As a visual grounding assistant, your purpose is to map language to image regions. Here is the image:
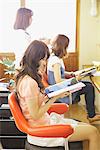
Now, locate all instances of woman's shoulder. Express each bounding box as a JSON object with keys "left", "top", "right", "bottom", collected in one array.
[
  {"left": 23, "top": 75, "right": 38, "bottom": 86},
  {"left": 18, "top": 75, "right": 38, "bottom": 90},
  {"left": 11, "top": 30, "right": 28, "bottom": 53},
  {"left": 18, "top": 75, "right": 38, "bottom": 97},
  {"left": 48, "top": 54, "right": 60, "bottom": 66},
  {"left": 13, "top": 29, "right": 25, "bottom": 37},
  {"left": 49, "top": 53, "right": 60, "bottom": 61}
]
